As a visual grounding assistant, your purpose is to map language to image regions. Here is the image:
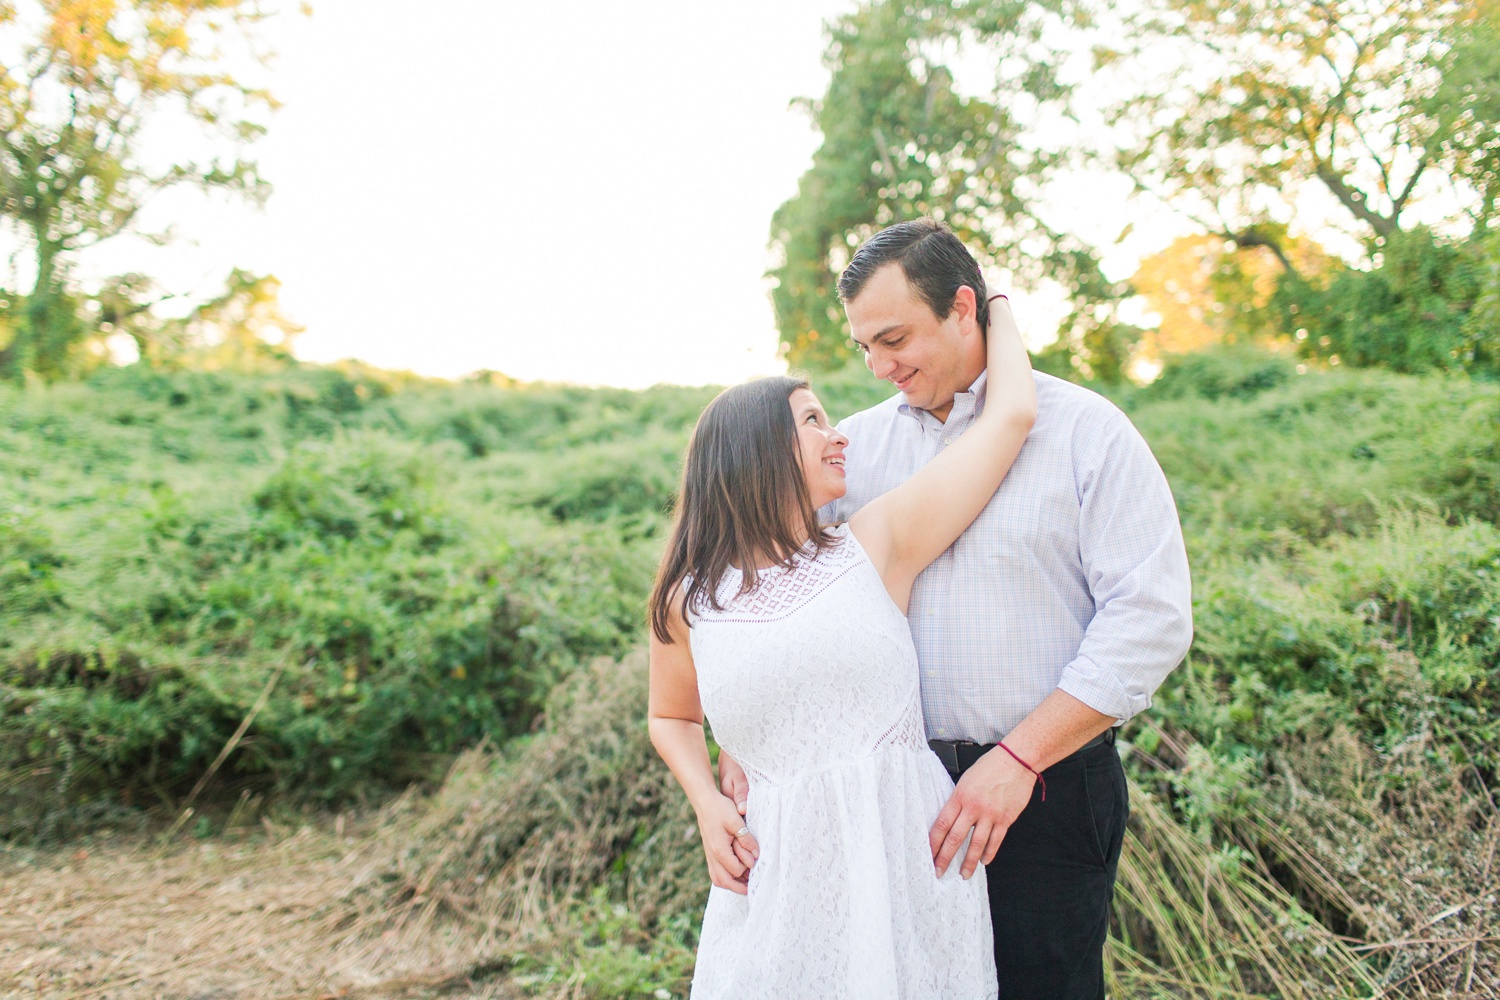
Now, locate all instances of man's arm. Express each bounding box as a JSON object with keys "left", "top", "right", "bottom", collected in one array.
[
  {"left": 1052, "top": 412, "right": 1194, "bottom": 722},
  {"left": 931, "top": 408, "right": 1193, "bottom": 878}
]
